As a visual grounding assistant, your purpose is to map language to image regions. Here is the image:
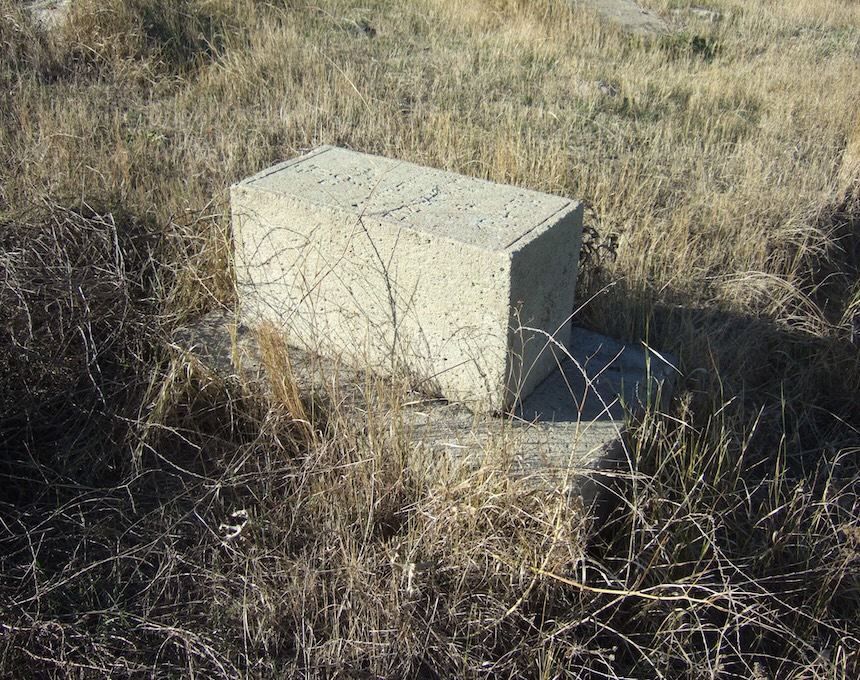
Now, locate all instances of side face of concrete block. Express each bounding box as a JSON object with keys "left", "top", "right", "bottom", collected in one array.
[
  {"left": 507, "top": 208, "right": 582, "bottom": 404},
  {"left": 232, "top": 145, "right": 583, "bottom": 410}
]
